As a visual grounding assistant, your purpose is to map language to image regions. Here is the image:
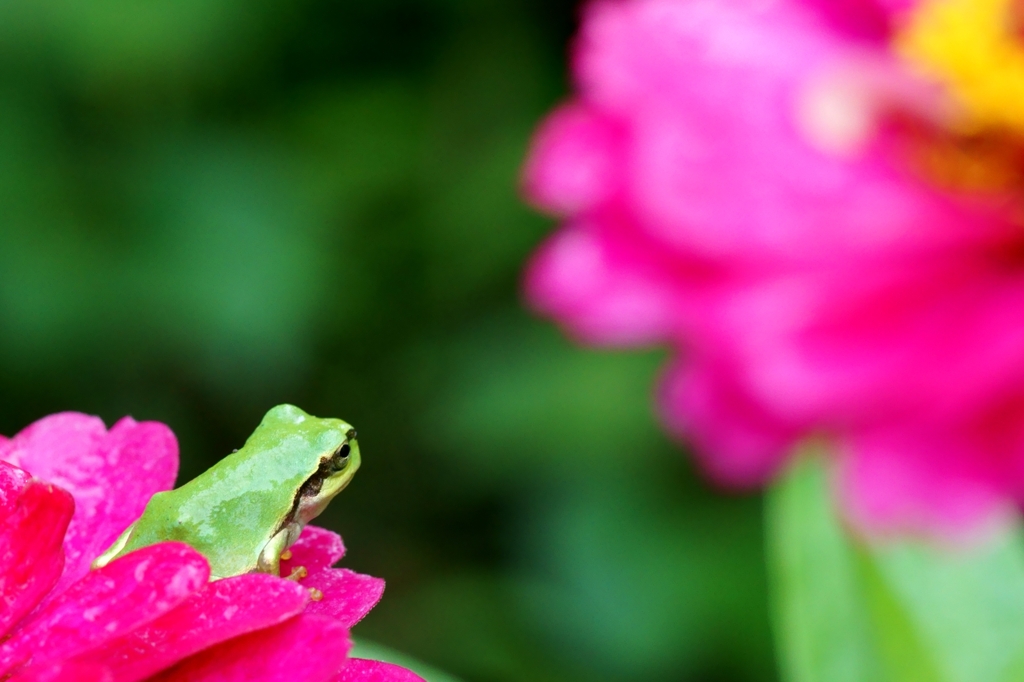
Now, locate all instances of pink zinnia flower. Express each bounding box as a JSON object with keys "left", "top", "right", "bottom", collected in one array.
[
  {"left": 0, "top": 413, "right": 424, "bottom": 682},
  {"left": 524, "top": 0, "right": 1024, "bottom": 535}
]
